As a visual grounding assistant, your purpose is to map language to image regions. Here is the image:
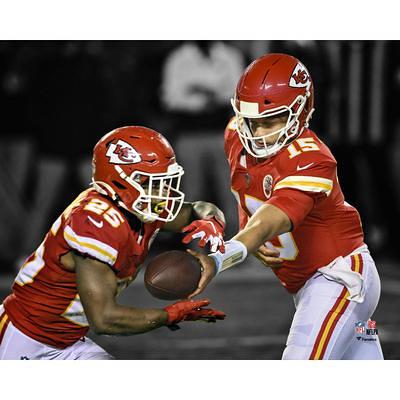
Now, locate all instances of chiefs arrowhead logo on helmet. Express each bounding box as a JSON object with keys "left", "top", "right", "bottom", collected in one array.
[
  {"left": 289, "top": 63, "right": 311, "bottom": 89},
  {"left": 106, "top": 140, "right": 142, "bottom": 164}
]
